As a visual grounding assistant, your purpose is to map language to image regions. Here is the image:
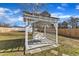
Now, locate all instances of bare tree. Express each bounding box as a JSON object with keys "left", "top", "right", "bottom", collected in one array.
[
  {"left": 62, "top": 21, "right": 68, "bottom": 28},
  {"left": 69, "top": 17, "right": 79, "bottom": 28},
  {"left": 0, "top": 23, "right": 10, "bottom": 27}
]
